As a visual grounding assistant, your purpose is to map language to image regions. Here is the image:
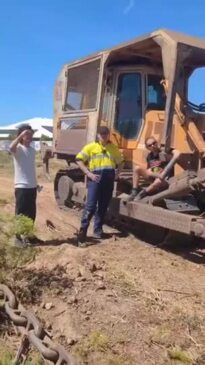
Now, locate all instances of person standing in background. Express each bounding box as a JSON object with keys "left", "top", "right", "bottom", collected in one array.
[{"left": 10, "top": 124, "right": 43, "bottom": 247}]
